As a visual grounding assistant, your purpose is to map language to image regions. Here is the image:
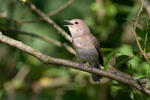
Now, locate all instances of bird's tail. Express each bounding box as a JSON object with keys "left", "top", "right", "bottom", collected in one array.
[{"left": 91, "top": 61, "right": 102, "bottom": 82}]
